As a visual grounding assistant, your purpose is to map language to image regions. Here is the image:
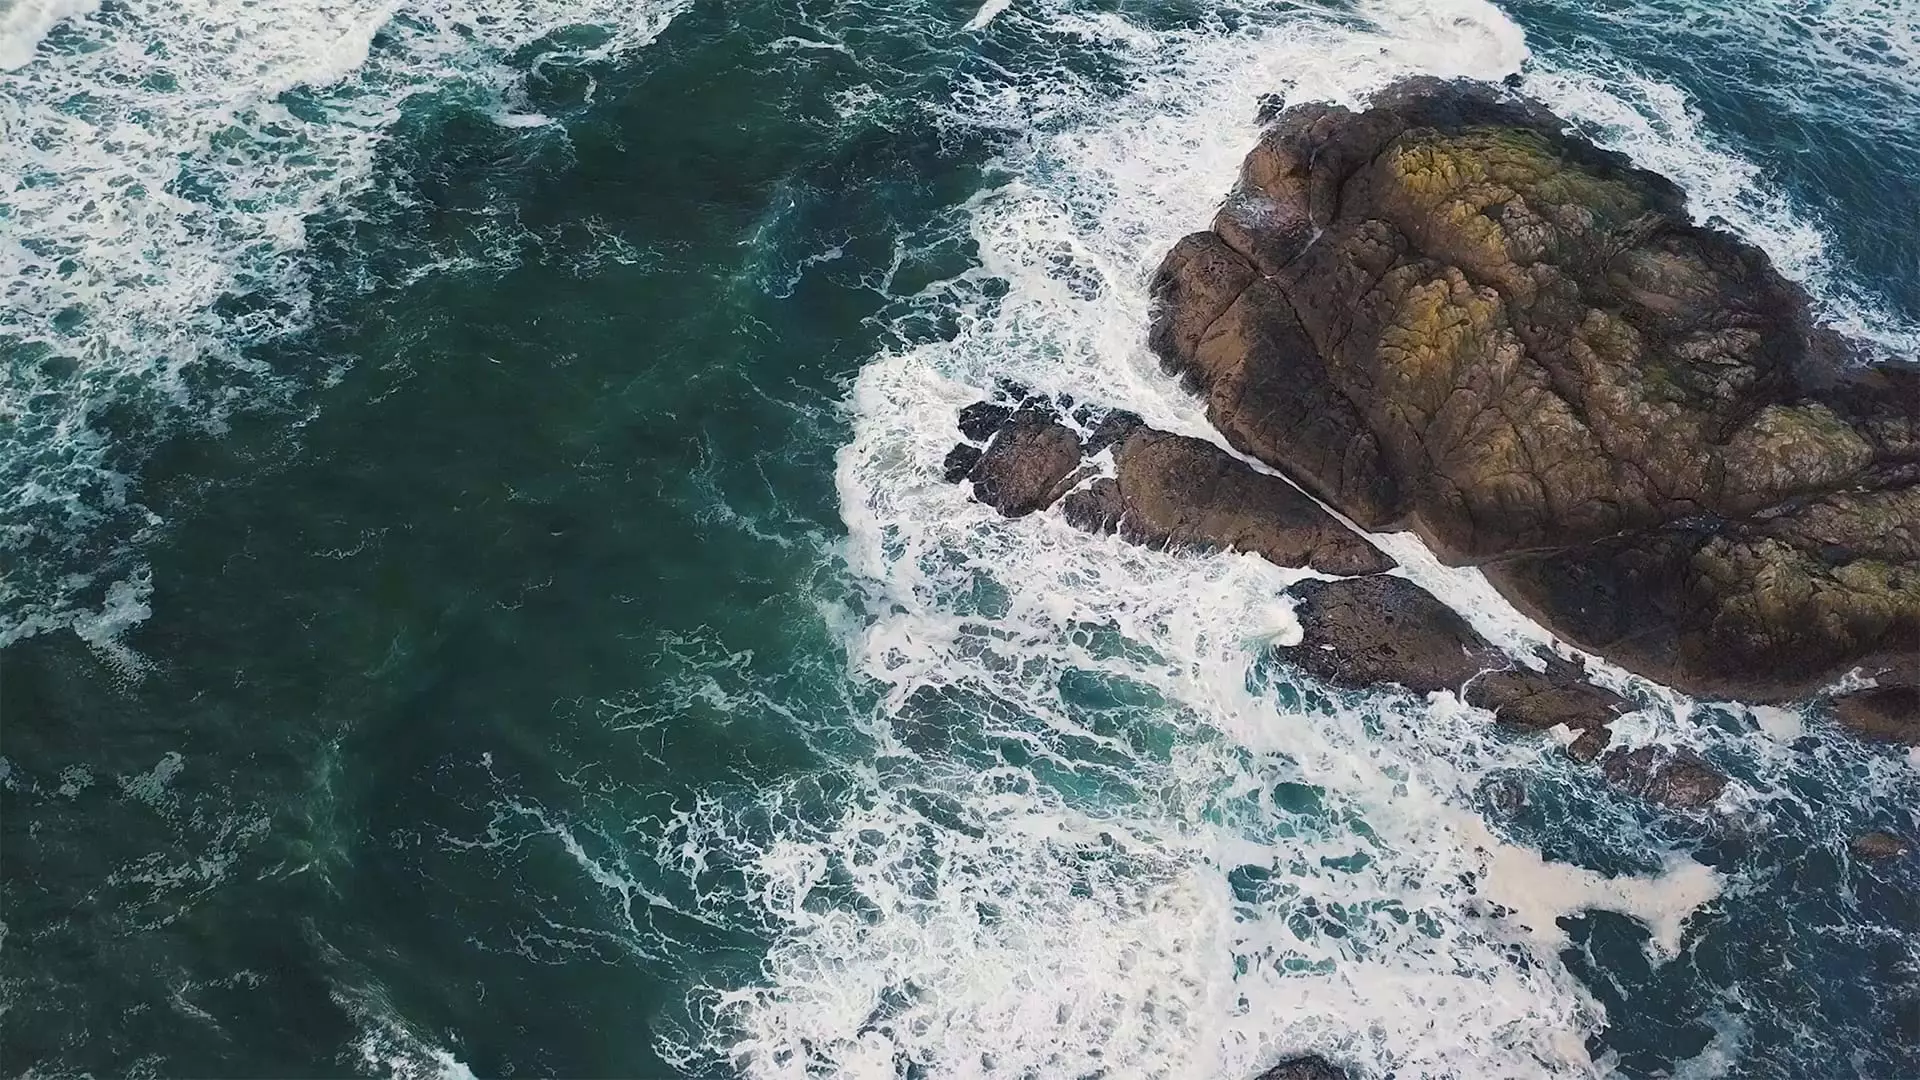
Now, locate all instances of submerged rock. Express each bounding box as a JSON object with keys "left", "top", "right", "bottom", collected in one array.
[
  {"left": 1851, "top": 830, "right": 1912, "bottom": 861},
  {"left": 1831, "top": 684, "right": 1920, "bottom": 745},
  {"left": 1600, "top": 745, "right": 1728, "bottom": 810},
  {"left": 1151, "top": 76, "right": 1920, "bottom": 703},
  {"left": 1253, "top": 1056, "right": 1350, "bottom": 1080}
]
